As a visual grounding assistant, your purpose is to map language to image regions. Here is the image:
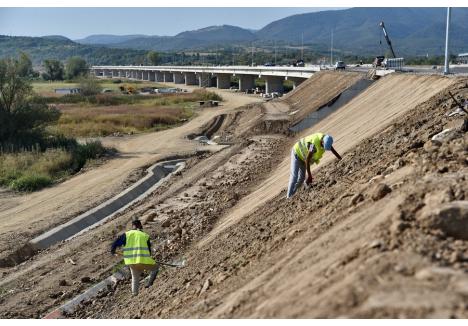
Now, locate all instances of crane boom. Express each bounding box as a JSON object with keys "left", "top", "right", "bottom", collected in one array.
[{"left": 379, "top": 21, "right": 396, "bottom": 58}]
